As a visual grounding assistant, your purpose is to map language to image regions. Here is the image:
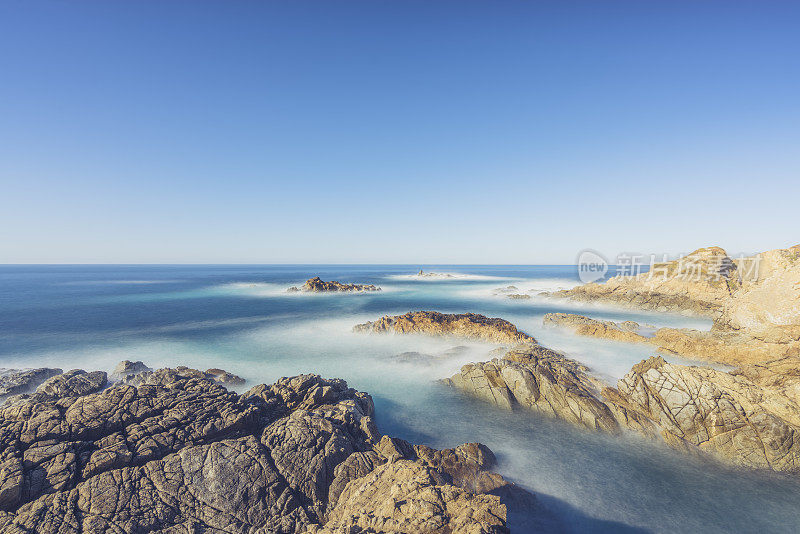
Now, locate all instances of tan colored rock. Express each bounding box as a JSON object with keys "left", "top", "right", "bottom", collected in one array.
[
  {"left": 444, "top": 345, "right": 619, "bottom": 432},
  {"left": 316, "top": 460, "right": 507, "bottom": 534},
  {"left": 354, "top": 311, "right": 537, "bottom": 345},
  {"left": 549, "top": 246, "right": 737, "bottom": 317},
  {"left": 613, "top": 356, "right": 800, "bottom": 472},
  {"left": 544, "top": 312, "right": 800, "bottom": 367}
]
